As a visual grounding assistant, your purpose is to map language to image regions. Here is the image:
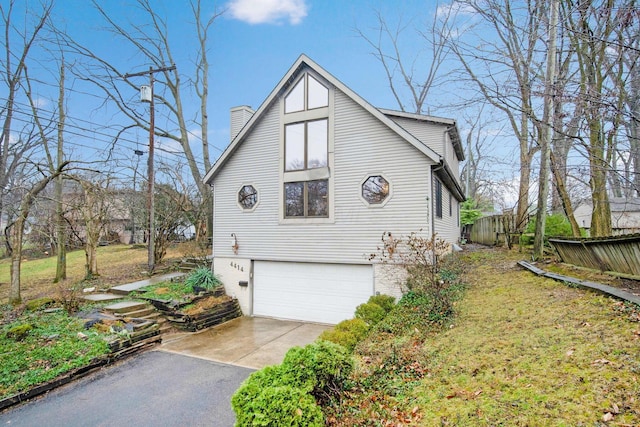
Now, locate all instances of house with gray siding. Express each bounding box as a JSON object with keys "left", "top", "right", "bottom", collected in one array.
[{"left": 203, "top": 55, "right": 465, "bottom": 324}]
